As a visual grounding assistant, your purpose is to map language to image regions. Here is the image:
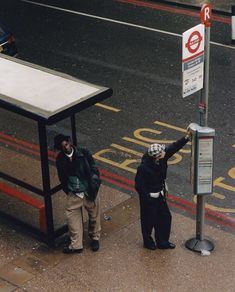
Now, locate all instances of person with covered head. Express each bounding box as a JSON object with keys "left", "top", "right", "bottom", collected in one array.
[
  {"left": 54, "top": 134, "right": 101, "bottom": 254},
  {"left": 135, "top": 130, "right": 191, "bottom": 250}
]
